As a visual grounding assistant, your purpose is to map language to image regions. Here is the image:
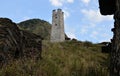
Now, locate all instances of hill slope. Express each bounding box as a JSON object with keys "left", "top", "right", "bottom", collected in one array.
[
  {"left": 18, "top": 19, "right": 69, "bottom": 40},
  {"left": 0, "top": 41, "right": 109, "bottom": 76},
  {"left": 18, "top": 19, "right": 51, "bottom": 40}
]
